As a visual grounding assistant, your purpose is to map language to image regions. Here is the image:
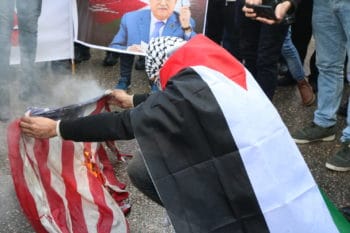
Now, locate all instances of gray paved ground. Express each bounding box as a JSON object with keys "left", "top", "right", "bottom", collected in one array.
[{"left": 0, "top": 48, "right": 349, "bottom": 233}]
